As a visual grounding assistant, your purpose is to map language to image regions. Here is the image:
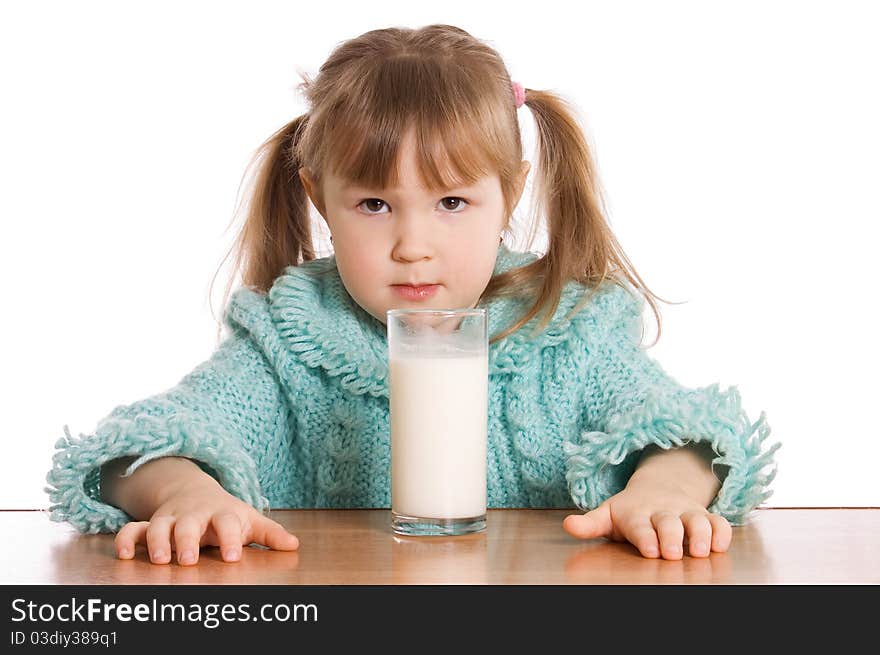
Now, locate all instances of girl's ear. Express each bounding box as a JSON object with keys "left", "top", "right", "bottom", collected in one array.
[{"left": 299, "top": 167, "right": 326, "bottom": 217}]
